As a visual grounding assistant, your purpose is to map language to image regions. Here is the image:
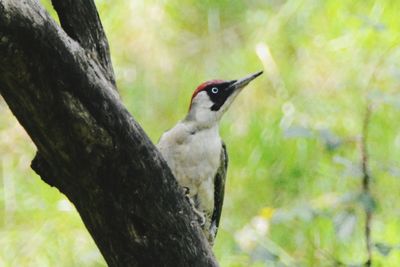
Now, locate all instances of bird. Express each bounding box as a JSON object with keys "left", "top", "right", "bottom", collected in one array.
[{"left": 157, "top": 71, "right": 263, "bottom": 245}]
